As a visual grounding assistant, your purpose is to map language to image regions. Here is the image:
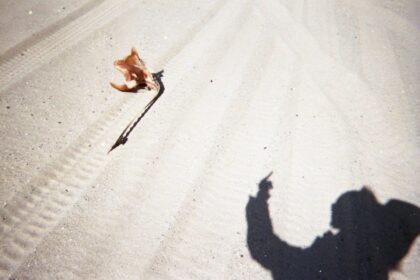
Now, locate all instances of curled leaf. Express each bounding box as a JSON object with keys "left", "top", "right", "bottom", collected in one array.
[{"left": 110, "top": 47, "right": 158, "bottom": 92}]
